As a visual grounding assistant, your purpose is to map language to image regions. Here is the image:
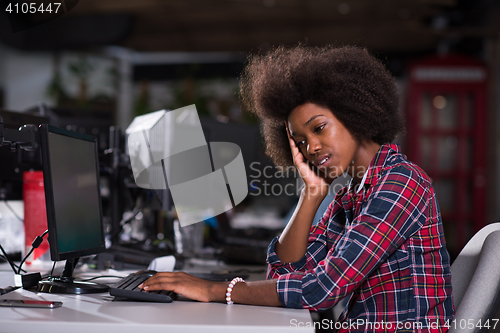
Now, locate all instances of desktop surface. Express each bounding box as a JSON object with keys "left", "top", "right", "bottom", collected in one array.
[{"left": 0, "top": 262, "right": 314, "bottom": 333}]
